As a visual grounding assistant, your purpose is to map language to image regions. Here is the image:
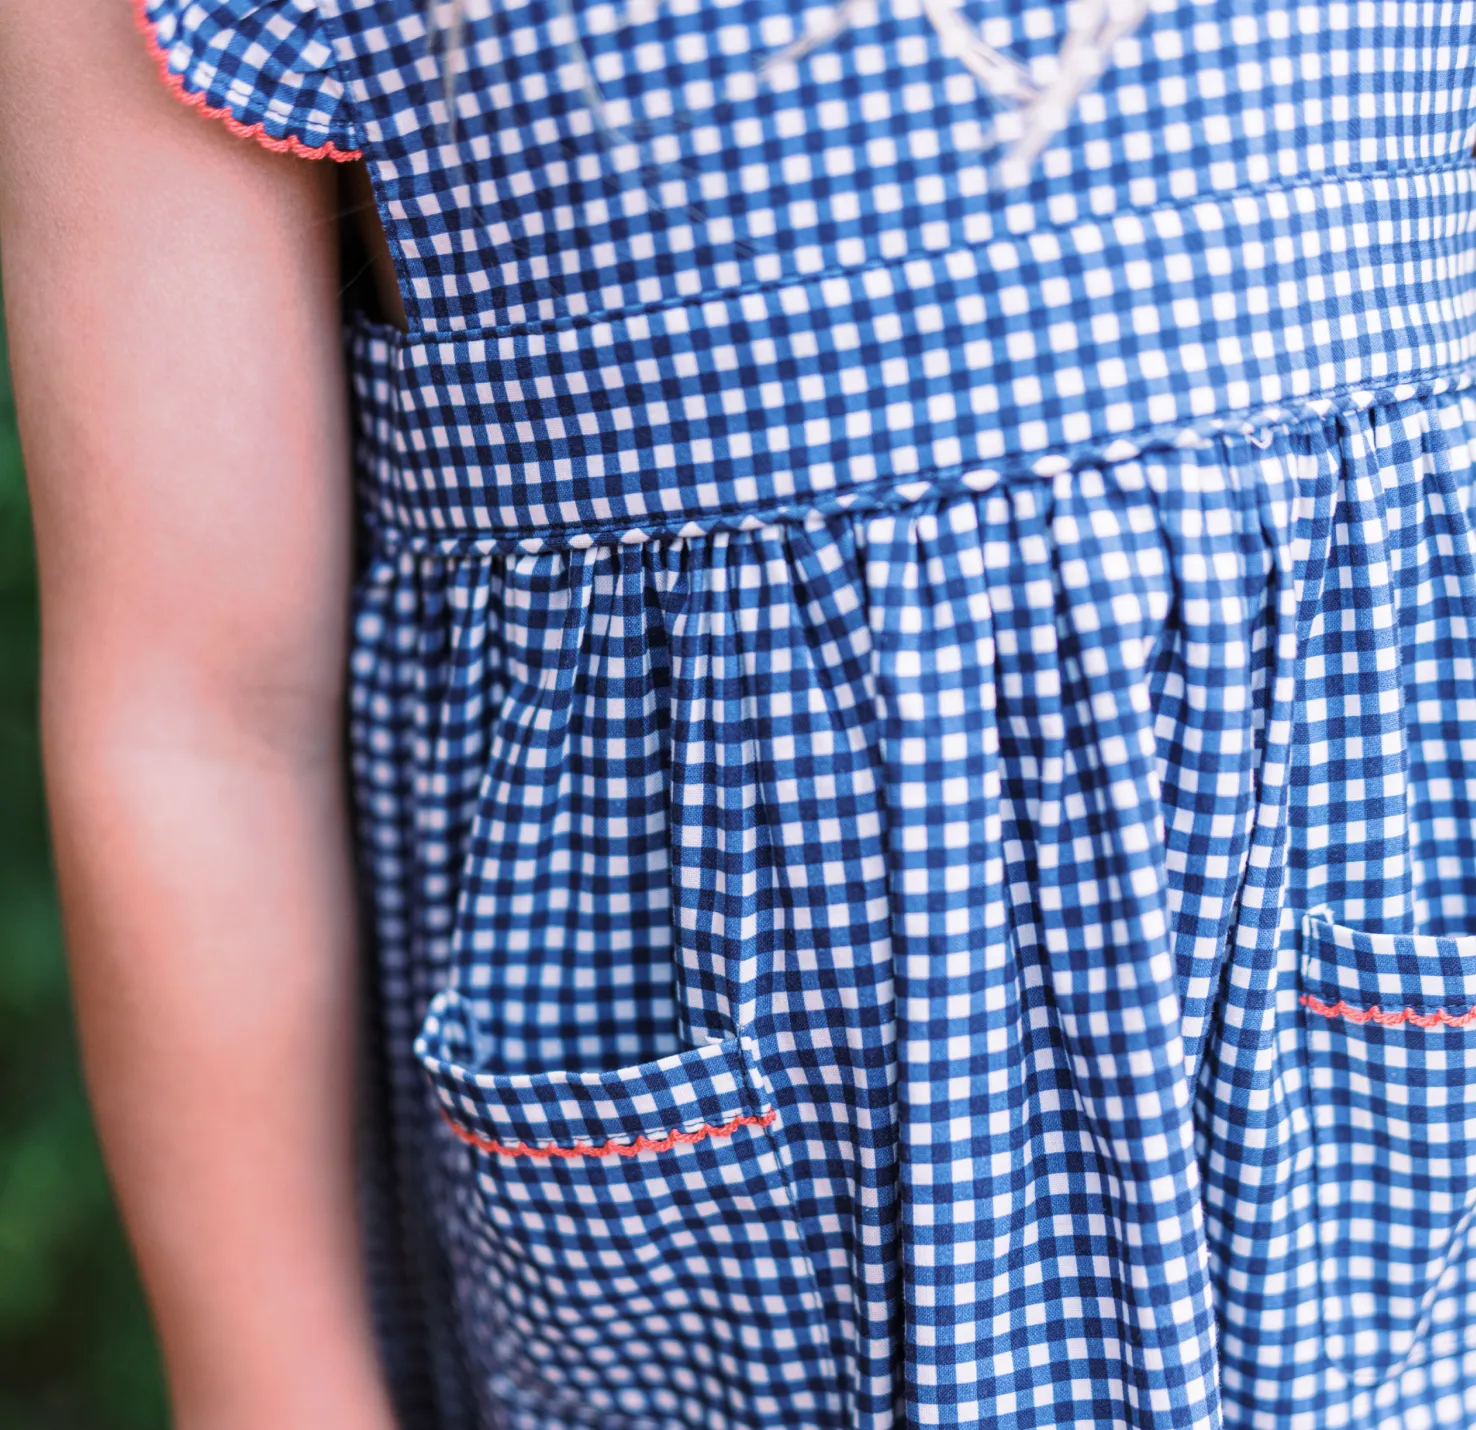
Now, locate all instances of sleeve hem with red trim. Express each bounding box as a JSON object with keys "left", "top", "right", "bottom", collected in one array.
[{"left": 133, "top": 0, "right": 362, "bottom": 162}]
